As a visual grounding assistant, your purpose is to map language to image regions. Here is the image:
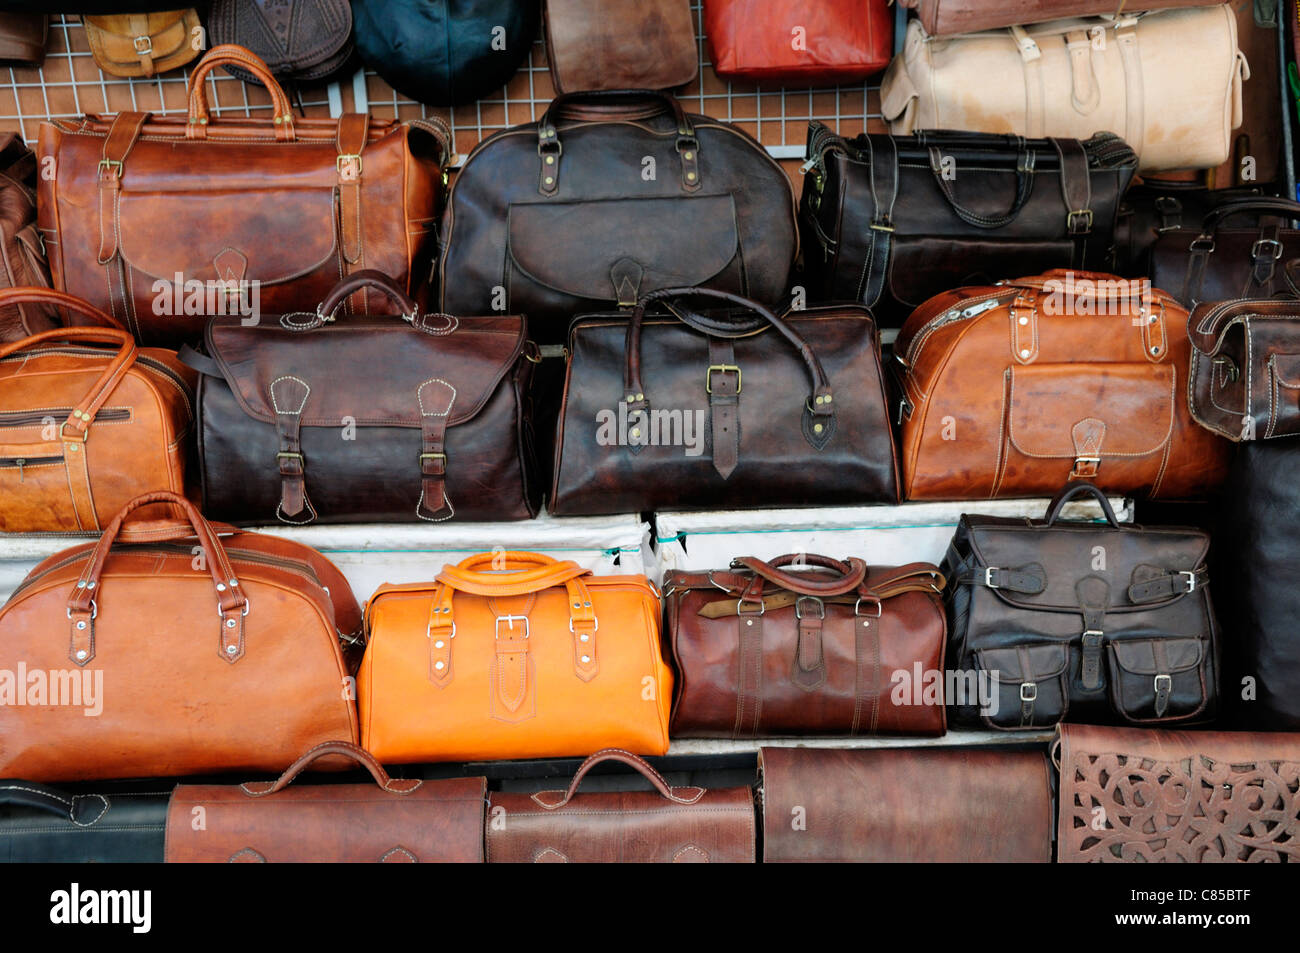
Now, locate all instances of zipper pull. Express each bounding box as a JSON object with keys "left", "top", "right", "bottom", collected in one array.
[{"left": 15, "top": 458, "right": 23, "bottom": 483}]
